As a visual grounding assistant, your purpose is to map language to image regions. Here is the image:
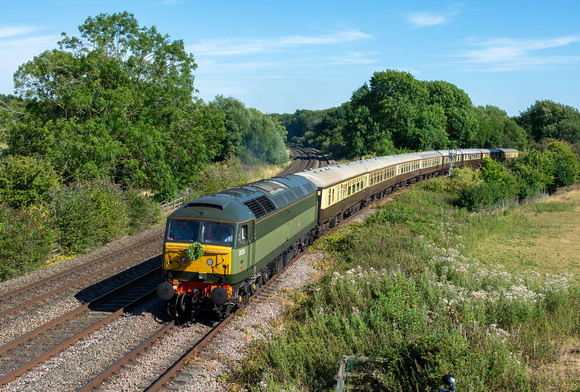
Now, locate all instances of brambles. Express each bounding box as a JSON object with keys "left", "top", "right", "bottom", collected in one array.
[{"left": 0, "top": 203, "right": 54, "bottom": 280}]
